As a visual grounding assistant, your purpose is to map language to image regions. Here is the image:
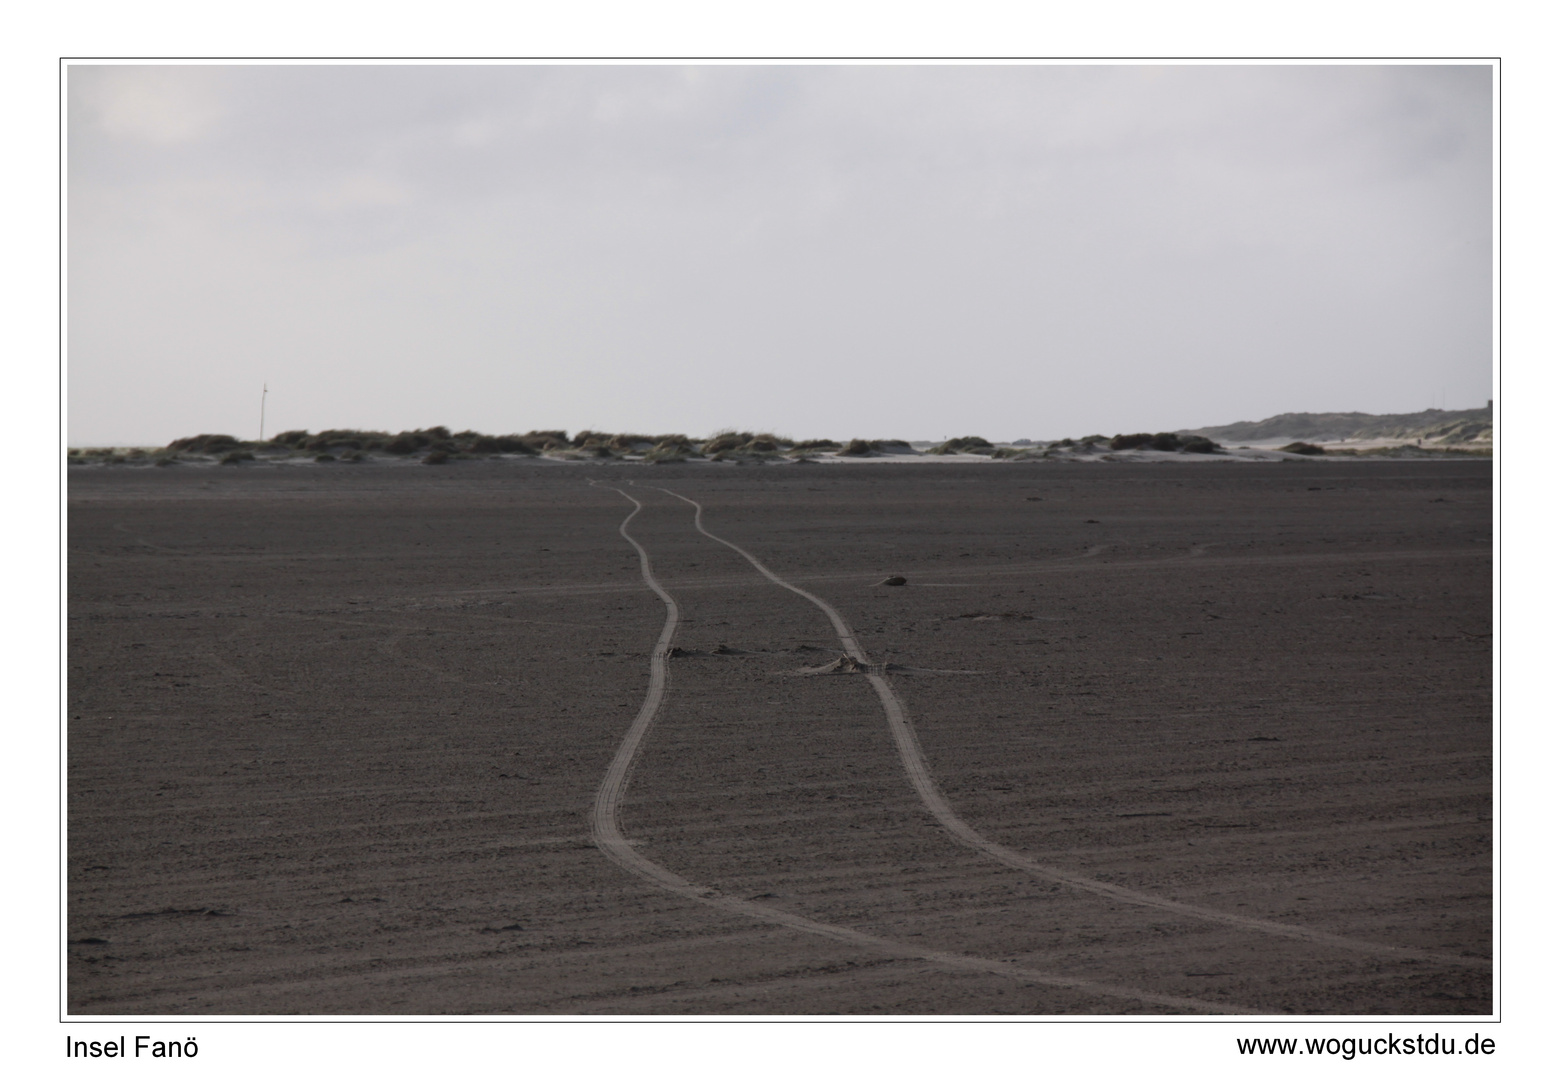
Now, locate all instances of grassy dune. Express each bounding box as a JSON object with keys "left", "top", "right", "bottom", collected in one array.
[{"left": 69, "top": 416, "right": 1494, "bottom": 467}]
